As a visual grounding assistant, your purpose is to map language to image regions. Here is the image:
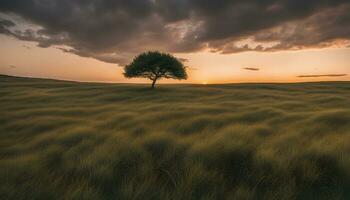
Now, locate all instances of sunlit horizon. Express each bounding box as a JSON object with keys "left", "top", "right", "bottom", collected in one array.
[{"left": 0, "top": 35, "right": 349, "bottom": 84}]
